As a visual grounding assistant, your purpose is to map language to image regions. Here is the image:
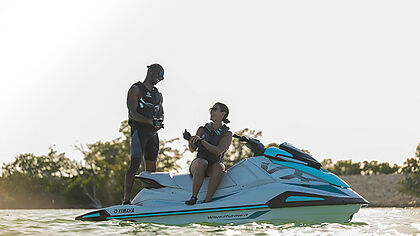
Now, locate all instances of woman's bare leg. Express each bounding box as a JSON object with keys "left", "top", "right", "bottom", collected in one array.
[
  {"left": 190, "top": 158, "right": 208, "bottom": 197},
  {"left": 204, "top": 163, "right": 225, "bottom": 202}
]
